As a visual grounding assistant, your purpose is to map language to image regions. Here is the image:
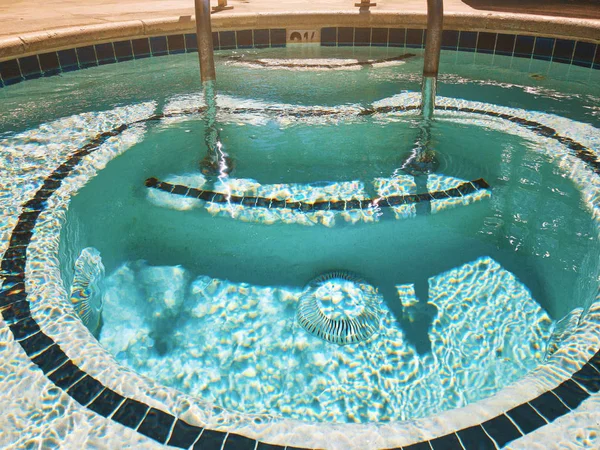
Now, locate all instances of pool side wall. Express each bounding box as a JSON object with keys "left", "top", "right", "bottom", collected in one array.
[
  {"left": 0, "top": 11, "right": 598, "bottom": 61},
  {"left": 1, "top": 16, "right": 599, "bottom": 87}
]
